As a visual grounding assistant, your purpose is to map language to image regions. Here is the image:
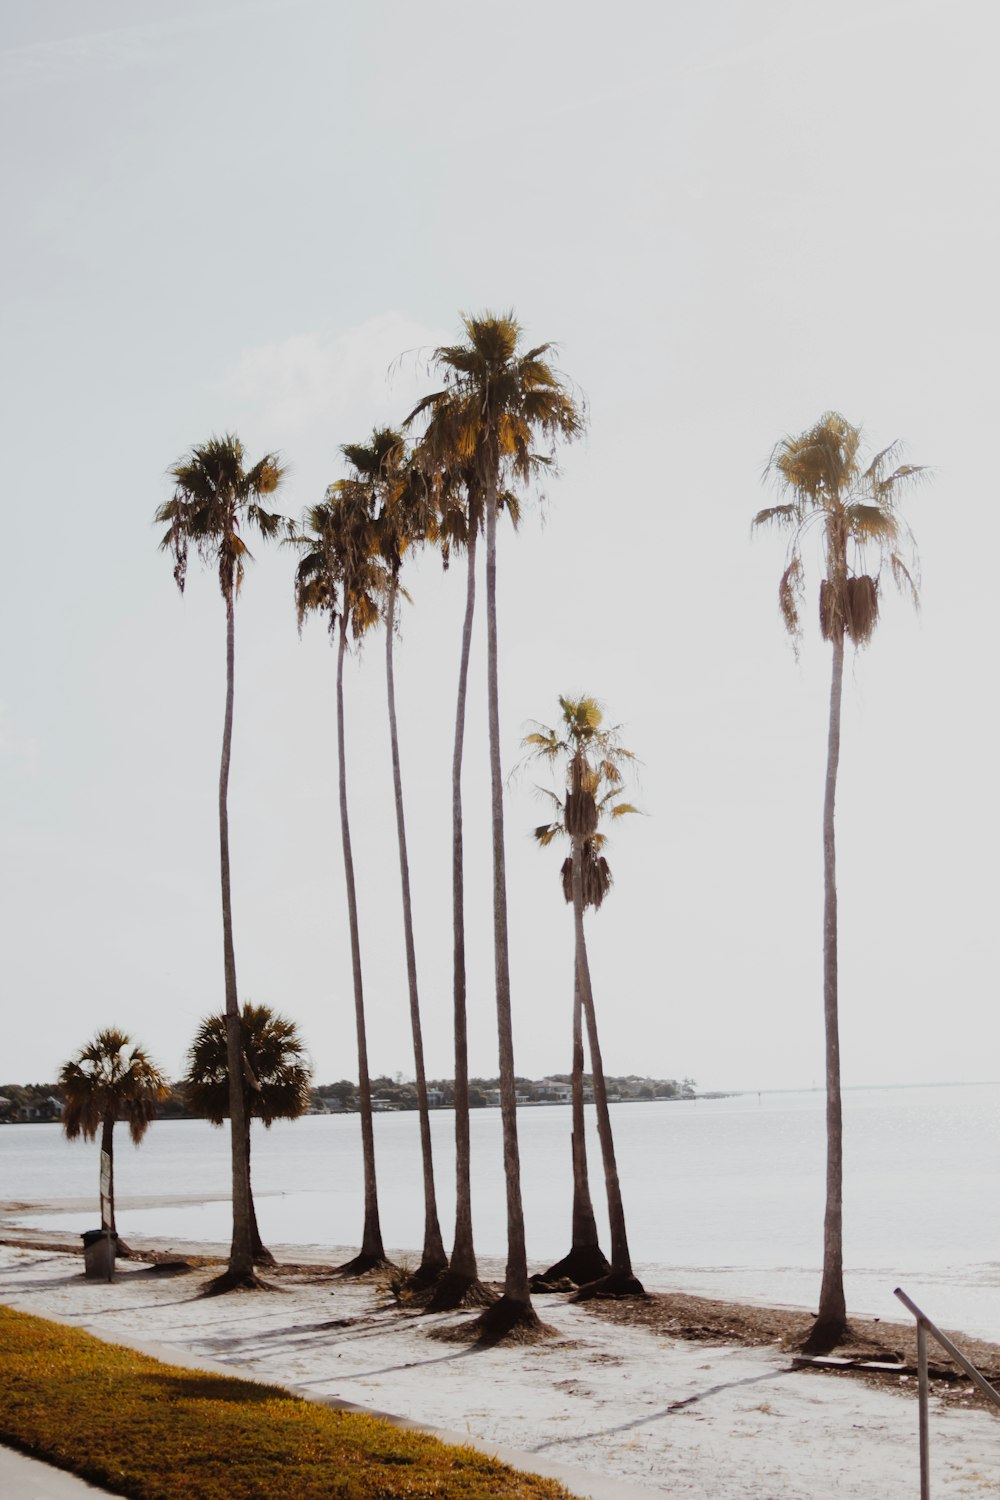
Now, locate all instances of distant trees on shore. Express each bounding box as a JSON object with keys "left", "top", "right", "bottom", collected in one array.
[{"left": 0, "top": 1071, "right": 698, "bottom": 1122}]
